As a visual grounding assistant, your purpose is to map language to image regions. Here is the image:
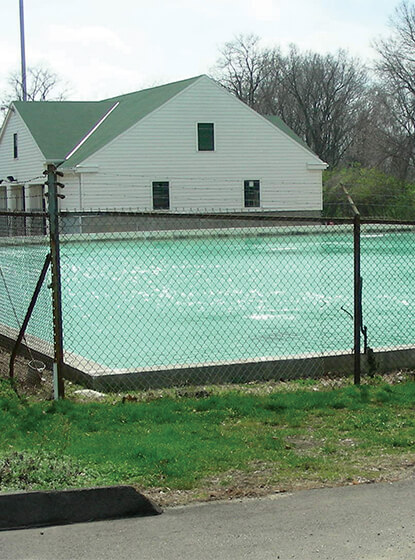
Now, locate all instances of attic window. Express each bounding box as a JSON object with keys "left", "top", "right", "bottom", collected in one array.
[
  {"left": 197, "top": 123, "right": 214, "bottom": 151},
  {"left": 13, "top": 133, "right": 18, "bottom": 159}
]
